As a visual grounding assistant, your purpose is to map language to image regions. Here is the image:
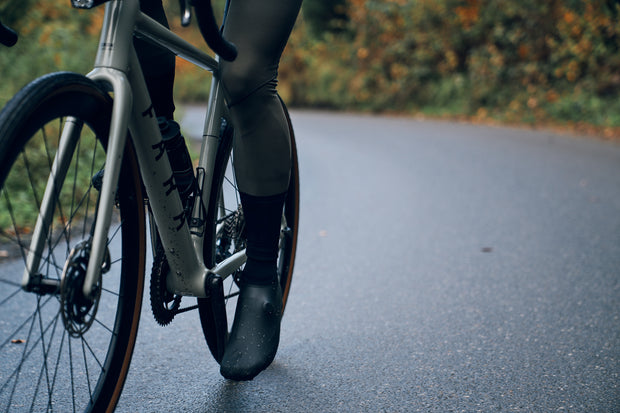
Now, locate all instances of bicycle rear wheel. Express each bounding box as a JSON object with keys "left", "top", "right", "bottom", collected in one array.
[
  {"left": 197, "top": 103, "right": 300, "bottom": 363},
  {"left": 0, "top": 72, "right": 146, "bottom": 412}
]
